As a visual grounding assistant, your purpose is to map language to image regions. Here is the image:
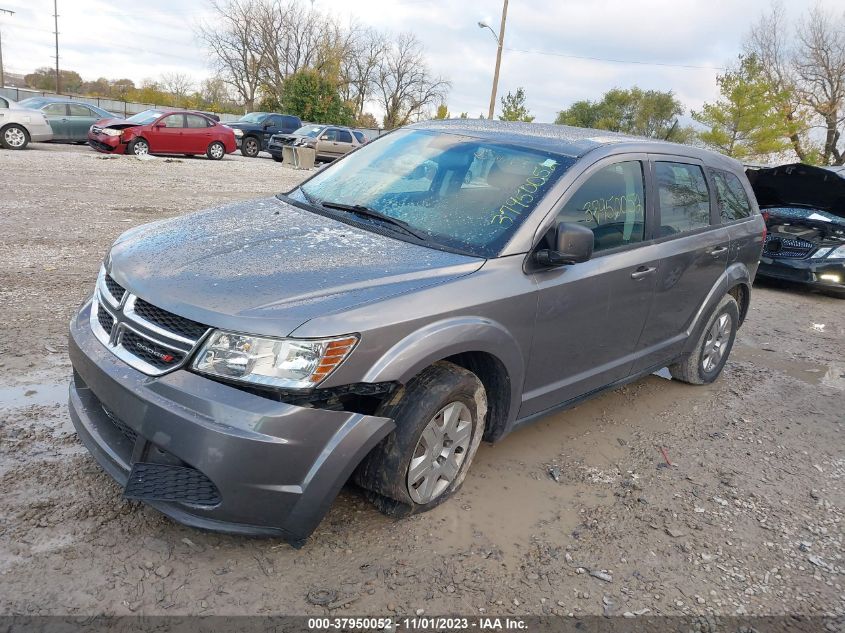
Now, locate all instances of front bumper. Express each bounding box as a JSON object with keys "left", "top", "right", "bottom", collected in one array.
[
  {"left": 87, "top": 132, "right": 126, "bottom": 153},
  {"left": 757, "top": 256, "right": 845, "bottom": 292},
  {"left": 68, "top": 300, "right": 394, "bottom": 543}
]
